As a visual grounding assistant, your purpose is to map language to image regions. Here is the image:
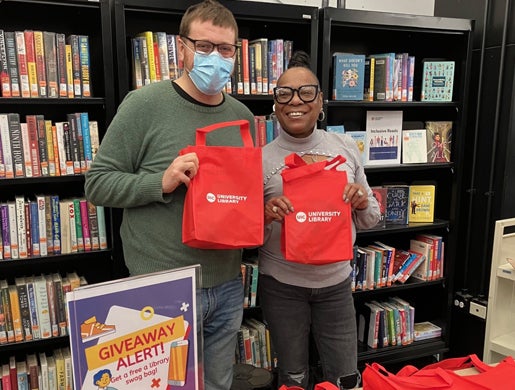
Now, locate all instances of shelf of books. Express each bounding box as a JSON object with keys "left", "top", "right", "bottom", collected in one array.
[
  {"left": 0, "top": 0, "right": 117, "bottom": 376},
  {"left": 318, "top": 7, "right": 473, "bottom": 368}
]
